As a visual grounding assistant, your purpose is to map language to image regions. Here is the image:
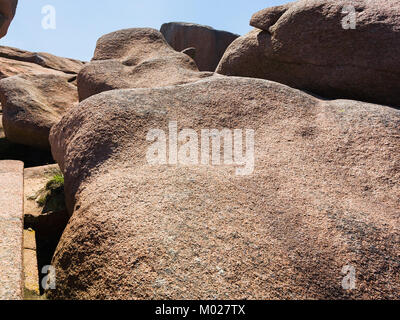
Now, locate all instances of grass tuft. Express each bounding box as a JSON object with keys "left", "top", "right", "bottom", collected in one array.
[
  {"left": 31, "top": 172, "right": 66, "bottom": 213},
  {"left": 45, "top": 173, "right": 64, "bottom": 191}
]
